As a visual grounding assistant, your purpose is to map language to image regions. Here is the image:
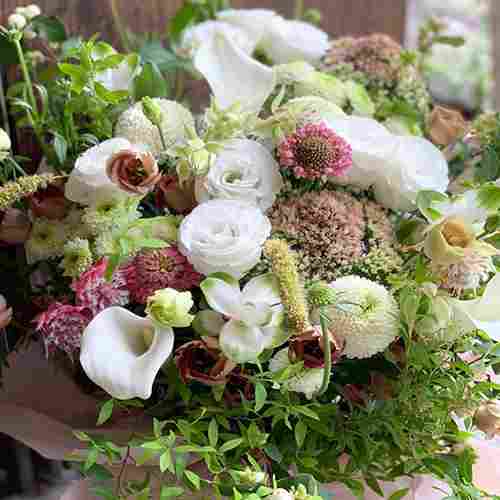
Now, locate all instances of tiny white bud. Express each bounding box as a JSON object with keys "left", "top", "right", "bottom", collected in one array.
[
  {"left": 24, "top": 4, "right": 41, "bottom": 20},
  {"left": 8, "top": 13, "right": 27, "bottom": 30}
]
